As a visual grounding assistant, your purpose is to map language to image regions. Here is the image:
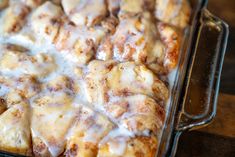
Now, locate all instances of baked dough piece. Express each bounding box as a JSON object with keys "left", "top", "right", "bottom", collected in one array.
[
  {"left": 31, "top": 95, "right": 75, "bottom": 156},
  {"left": 96, "top": 0, "right": 156, "bottom": 63},
  {"left": 98, "top": 135, "right": 158, "bottom": 157},
  {"left": 65, "top": 106, "right": 115, "bottom": 157},
  {"left": 97, "top": 0, "right": 184, "bottom": 72},
  {"left": 31, "top": 104, "right": 77, "bottom": 157},
  {"left": 104, "top": 95, "right": 165, "bottom": 135},
  {"left": 97, "top": 12, "right": 156, "bottom": 63},
  {"left": 46, "top": 75, "right": 78, "bottom": 93},
  {"left": 0, "top": 48, "right": 57, "bottom": 77},
  {"left": 107, "top": 0, "right": 155, "bottom": 15},
  {"left": 84, "top": 61, "right": 169, "bottom": 106},
  {"left": 30, "top": 1, "right": 63, "bottom": 43},
  {"left": 155, "top": 0, "right": 191, "bottom": 28},
  {"left": 31, "top": 75, "right": 76, "bottom": 156},
  {"left": 97, "top": 1, "right": 181, "bottom": 72},
  {"left": 83, "top": 59, "right": 169, "bottom": 141},
  {"left": 119, "top": 0, "right": 144, "bottom": 16},
  {"left": 0, "top": 2, "right": 29, "bottom": 34},
  {"left": 54, "top": 23, "right": 106, "bottom": 64},
  {"left": 0, "top": 75, "right": 41, "bottom": 100},
  {"left": 62, "top": 0, "right": 107, "bottom": 26},
  {"left": 19, "top": 0, "right": 44, "bottom": 8},
  {"left": 157, "top": 22, "right": 180, "bottom": 69},
  {"left": 0, "top": 102, "right": 31, "bottom": 156},
  {"left": 84, "top": 60, "right": 117, "bottom": 105},
  {"left": 97, "top": 14, "right": 180, "bottom": 72},
  {"left": 106, "top": 62, "right": 169, "bottom": 101}
]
